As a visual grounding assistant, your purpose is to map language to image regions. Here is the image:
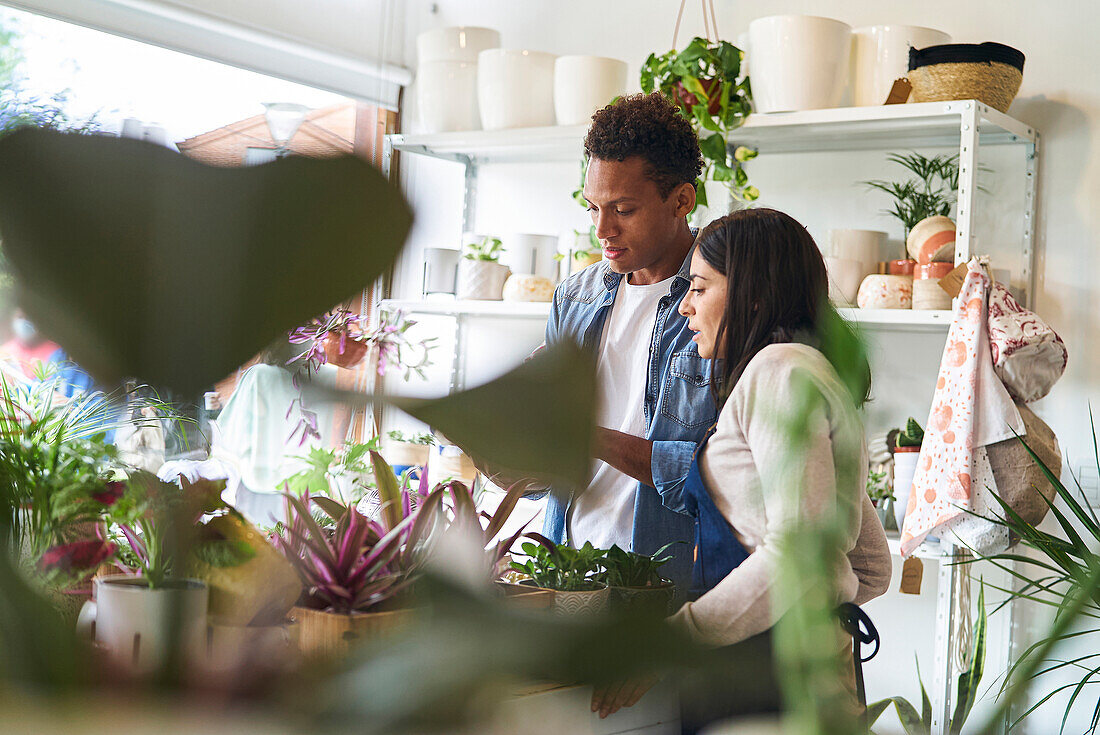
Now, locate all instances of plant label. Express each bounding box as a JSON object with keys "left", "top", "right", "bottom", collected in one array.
[
  {"left": 900, "top": 556, "right": 924, "bottom": 595},
  {"left": 884, "top": 78, "right": 913, "bottom": 105}
]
